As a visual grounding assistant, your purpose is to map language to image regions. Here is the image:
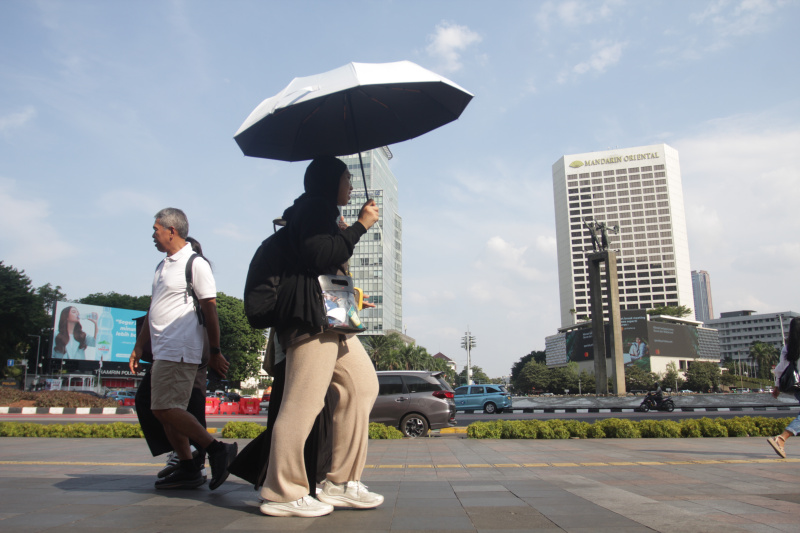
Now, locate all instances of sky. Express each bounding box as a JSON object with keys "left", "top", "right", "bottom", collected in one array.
[{"left": 1, "top": 0, "right": 799, "bottom": 379}]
